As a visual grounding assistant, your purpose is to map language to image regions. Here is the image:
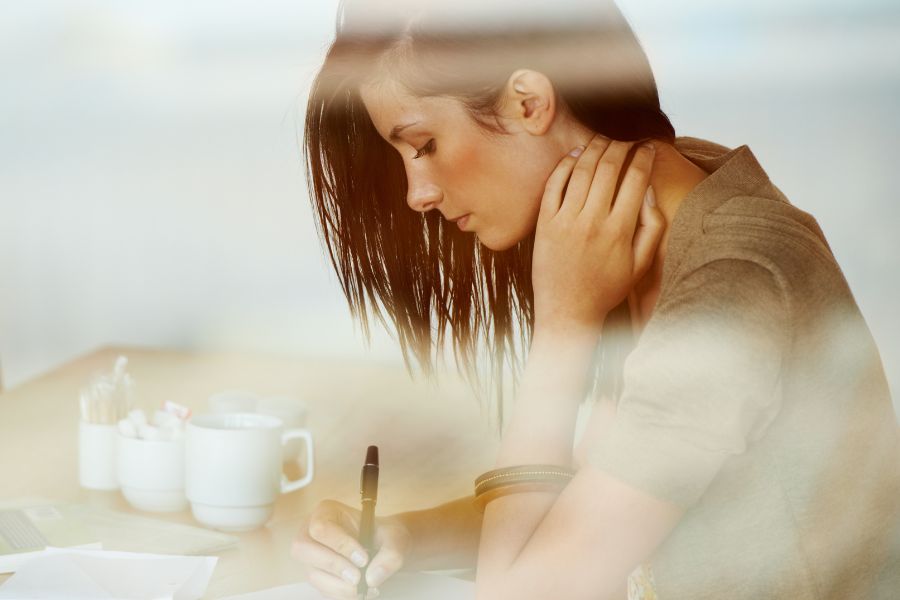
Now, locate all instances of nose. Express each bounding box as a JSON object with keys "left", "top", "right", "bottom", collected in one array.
[{"left": 406, "top": 173, "right": 443, "bottom": 213}]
